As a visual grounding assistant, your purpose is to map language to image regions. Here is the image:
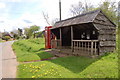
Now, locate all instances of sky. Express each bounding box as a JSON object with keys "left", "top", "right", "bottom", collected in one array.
[{"left": 0, "top": 0, "right": 119, "bottom": 32}]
